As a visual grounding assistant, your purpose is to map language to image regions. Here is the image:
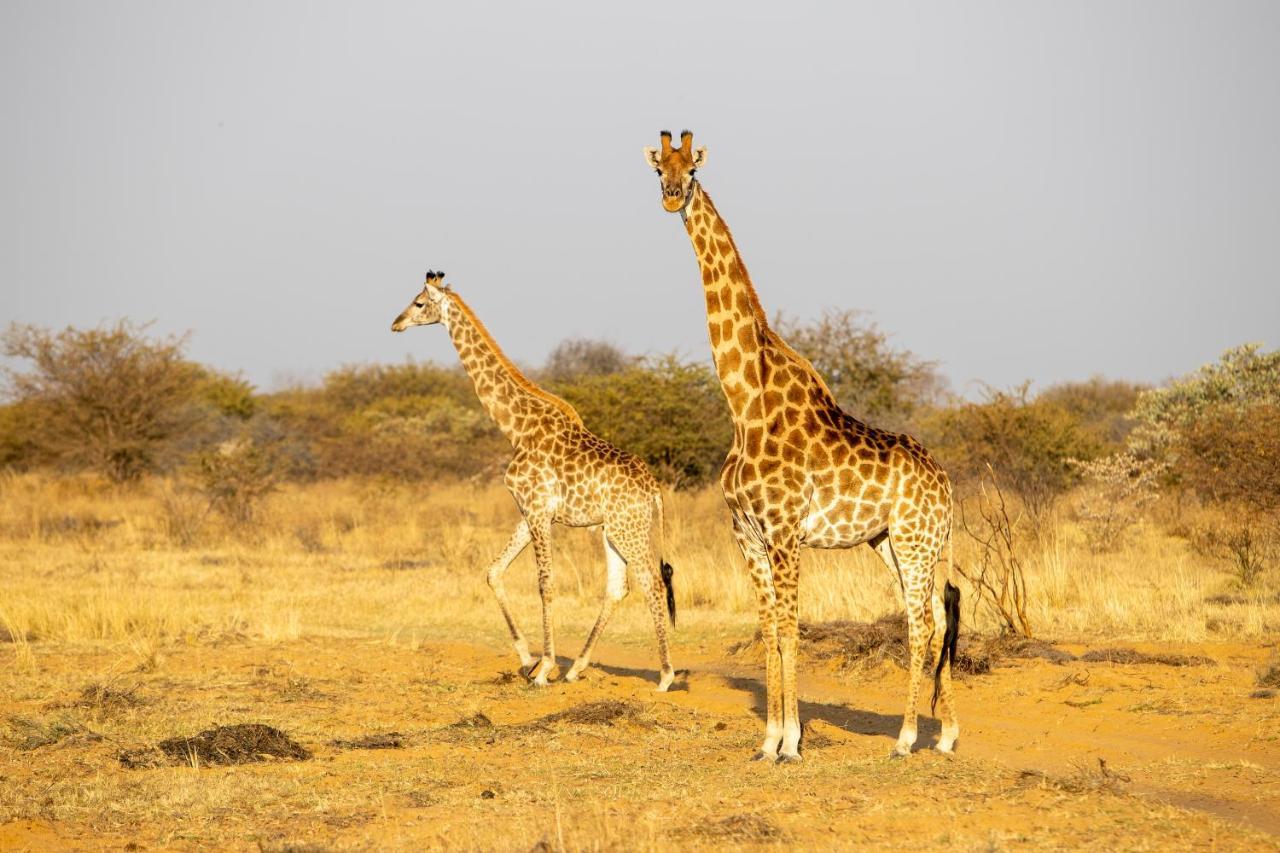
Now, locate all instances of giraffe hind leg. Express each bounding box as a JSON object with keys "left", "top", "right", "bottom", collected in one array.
[
  {"left": 932, "top": 582, "right": 961, "bottom": 752},
  {"left": 564, "top": 529, "right": 629, "bottom": 684},
  {"left": 610, "top": 524, "right": 675, "bottom": 692},
  {"left": 872, "top": 533, "right": 942, "bottom": 757}
]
